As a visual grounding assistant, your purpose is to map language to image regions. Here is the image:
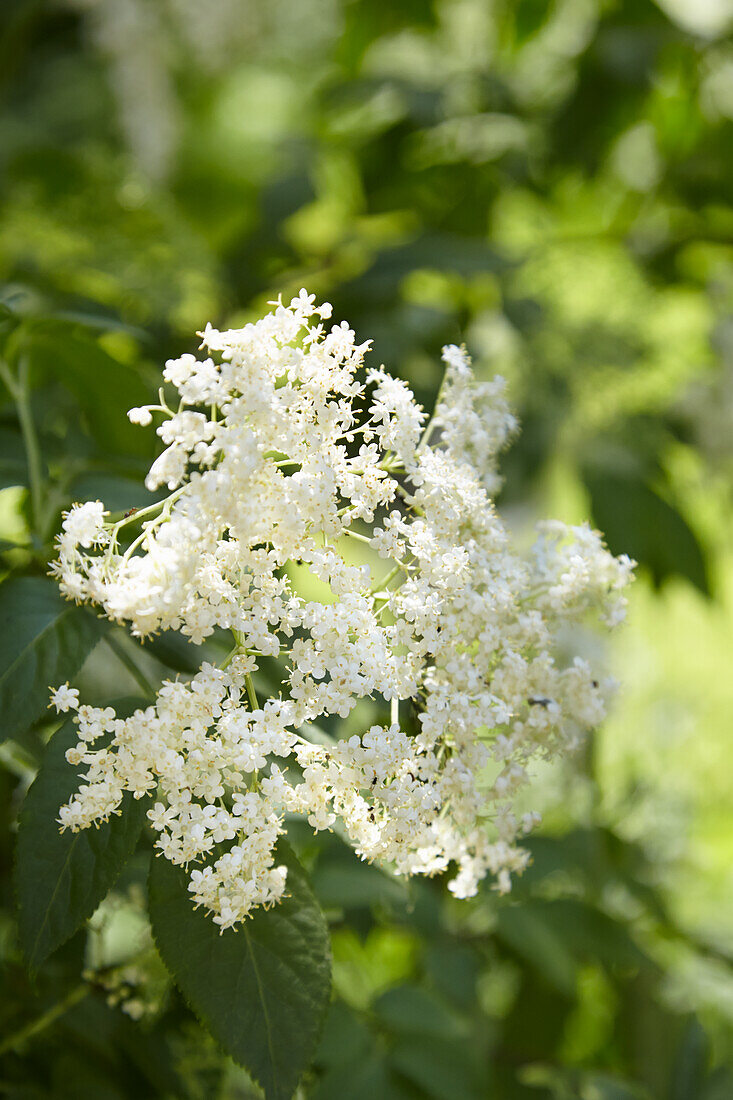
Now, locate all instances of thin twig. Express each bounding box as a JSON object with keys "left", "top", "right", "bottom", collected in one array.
[
  {"left": 0, "top": 356, "right": 46, "bottom": 542},
  {"left": 0, "top": 983, "right": 90, "bottom": 1056}
]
